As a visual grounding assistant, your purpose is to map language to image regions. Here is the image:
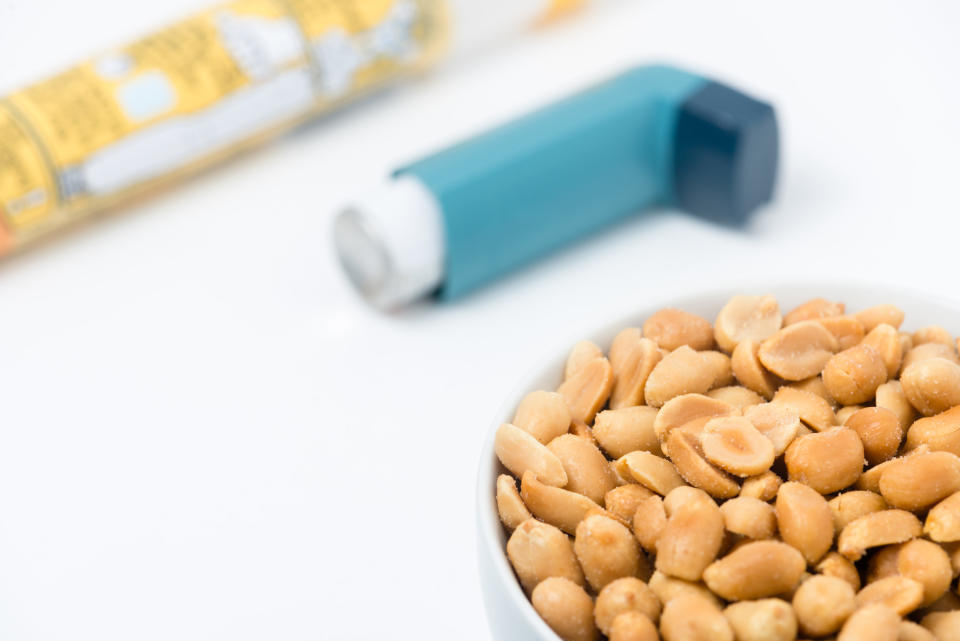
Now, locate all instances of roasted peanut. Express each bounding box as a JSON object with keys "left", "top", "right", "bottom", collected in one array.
[
  {"left": 594, "top": 407, "right": 661, "bottom": 459},
  {"left": 654, "top": 394, "right": 738, "bottom": 448},
  {"left": 739, "top": 471, "right": 783, "bottom": 502},
  {"left": 896, "top": 538, "right": 953, "bottom": 606},
  {"left": 854, "top": 305, "right": 905, "bottom": 332},
  {"left": 531, "top": 577, "right": 598, "bottom": 641},
  {"left": 863, "top": 324, "right": 903, "bottom": 378},
  {"left": 914, "top": 326, "right": 955, "bottom": 347},
  {"left": 702, "top": 351, "right": 735, "bottom": 388},
  {"left": 923, "top": 590, "right": 960, "bottom": 613},
  {"left": 900, "top": 358, "right": 960, "bottom": 417},
  {"left": 924, "top": 491, "right": 960, "bottom": 542},
  {"left": 844, "top": 407, "right": 903, "bottom": 465},
  {"left": 772, "top": 386, "right": 836, "bottom": 432},
  {"left": 575, "top": 513, "right": 646, "bottom": 592},
  {"left": 816, "top": 552, "right": 862, "bottom": 591},
  {"left": 615, "top": 451, "right": 686, "bottom": 496},
  {"left": 776, "top": 481, "right": 835, "bottom": 563},
  {"left": 660, "top": 593, "right": 733, "bottom": 641},
  {"left": 714, "top": 295, "right": 783, "bottom": 354},
  {"left": 838, "top": 604, "right": 900, "bottom": 641},
  {"left": 791, "top": 374, "right": 838, "bottom": 405},
  {"left": 507, "top": 518, "right": 584, "bottom": 592},
  {"left": 605, "top": 484, "right": 655, "bottom": 523},
  {"left": 856, "top": 454, "right": 909, "bottom": 493},
  {"left": 829, "top": 491, "right": 888, "bottom": 531},
  {"left": 876, "top": 380, "right": 917, "bottom": 432},
  {"left": 648, "top": 570, "right": 721, "bottom": 608},
  {"left": 633, "top": 496, "right": 667, "bottom": 552},
  {"left": 666, "top": 430, "right": 741, "bottom": 499},
  {"left": 566, "top": 340, "right": 604, "bottom": 380},
  {"left": 645, "top": 347, "right": 717, "bottom": 408},
  {"left": 609, "top": 612, "right": 659, "bottom": 641},
  {"left": 900, "top": 621, "right": 938, "bottom": 641},
  {"left": 549, "top": 434, "right": 619, "bottom": 504},
  {"left": 836, "top": 406, "right": 863, "bottom": 424},
  {"left": 906, "top": 406, "right": 960, "bottom": 457},
  {"left": 902, "top": 342, "right": 960, "bottom": 371},
  {"left": 496, "top": 423, "right": 568, "bottom": 487},
  {"left": 822, "top": 344, "right": 888, "bottom": 405},
  {"left": 497, "top": 474, "right": 532, "bottom": 530},
  {"left": 702, "top": 541, "right": 806, "bottom": 601},
  {"left": 820, "top": 316, "right": 866, "bottom": 351},
  {"left": 742, "top": 403, "right": 801, "bottom": 456},
  {"left": 720, "top": 496, "right": 777, "bottom": 540},
  {"left": 785, "top": 298, "right": 845, "bottom": 325},
  {"left": 759, "top": 321, "right": 839, "bottom": 381},
  {"left": 878, "top": 451, "right": 960, "bottom": 511},
  {"left": 867, "top": 544, "right": 901, "bottom": 584},
  {"left": 723, "top": 599, "right": 797, "bottom": 641},
  {"left": 644, "top": 308, "right": 715, "bottom": 352},
  {"left": 708, "top": 386, "right": 765, "bottom": 410},
  {"left": 521, "top": 472, "right": 603, "bottom": 534},
  {"left": 900, "top": 332, "right": 915, "bottom": 362},
  {"left": 610, "top": 327, "right": 643, "bottom": 369},
  {"left": 595, "top": 577, "right": 662, "bottom": 634},
  {"left": 837, "top": 509, "right": 922, "bottom": 561},
  {"left": 732, "top": 340, "right": 781, "bottom": 399},
  {"left": 558, "top": 356, "right": 615, "bottom": 424},
  {"left": 656, "top": 488, "right": 724, "bottom": 581},
  {"left": 570, "top": 418, "right": 597, "bottom": 443},
  {"left": 856, "top": 576, "right": 924, "bottom": 616},
  {"left": 514, "top": 390, "right": 573, "bottom": 444},
  {"left": 785, "top": 427, "right": 864, "bottom": 494},
  {"left": 611, "top": 335, "right": 663, "bottom": 409},
  {"left": 921, "top": 611, "right": 960, "bottom": 641},
  {"left": 792, "top": 575, "right": 857, "bottom": 637},
  {"left": 943, "top": 541, "right": 960, "bottom": 577},
  {"left": 701, "top": 416, "right": 776, "bottom": 477}
]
